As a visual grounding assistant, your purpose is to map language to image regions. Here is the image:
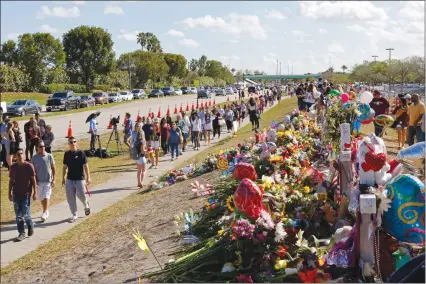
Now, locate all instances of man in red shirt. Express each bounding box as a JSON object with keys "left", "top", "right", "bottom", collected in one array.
[
  {"left": 370, "top": 90, "right": 390, "bottom": 137},
  {"left": 9, "top": 148, "right": 37, "bottom": 242}
]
